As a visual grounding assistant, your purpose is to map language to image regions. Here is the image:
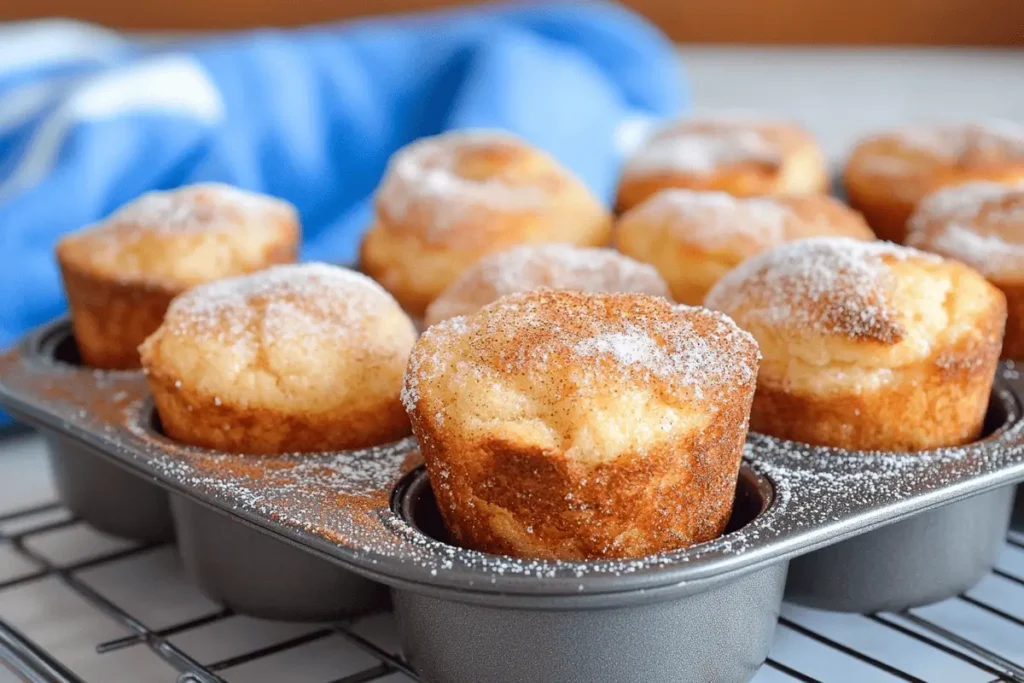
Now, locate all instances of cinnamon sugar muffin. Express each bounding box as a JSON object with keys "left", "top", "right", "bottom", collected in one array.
[
  {"left": 616, "top": 118, "right": 828, "bottom": 213},
  {"left": 402, "top": 290, "right": 760, "bottom": 560},
  {"left": 360, "top": 130, "right": 612, "bottom": 317},
  {"left": 907, "top": 181, "right": 1024, "bottom": 359},
  {"left": 56, "top": 183, "right": 299, "bottom": 369},
  {"left": 423, "top": 244, "right": 670, "bottom": 326},
  {"left": 615, "top": 190, "right": 874, "bottom": 305},
  {"left": 140, "top": 263, "right": 416, "bottom": 454},
  {"left": 844, "top": 120, "right": 1024, "bottom": 243},
  {"left": 705, "top": 238, "right": 1006, "bottom": 451}
]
